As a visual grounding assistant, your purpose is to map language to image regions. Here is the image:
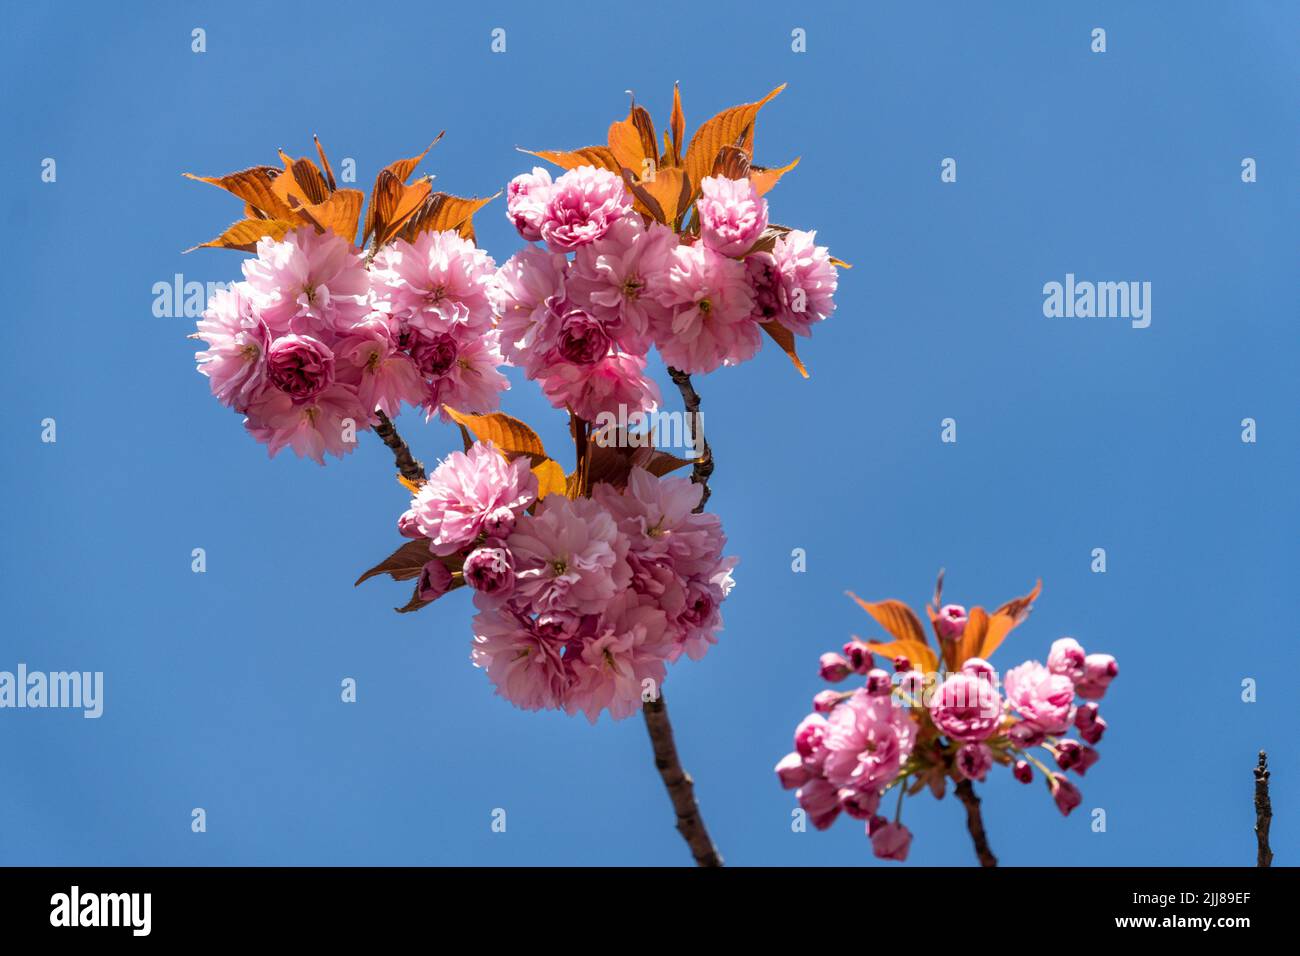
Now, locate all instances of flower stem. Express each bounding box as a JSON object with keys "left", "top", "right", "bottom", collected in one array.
[
  {"left": 954, "top": 778, "right": 998, "bottom": 867},
  {"left": 1255, "top": 750, "right": 1273, "bottom": 867},
  {"left": 372, "top": 410, "right": 426, "bottom": 483},
  {"left": 642, "top": 693, "right": 723, "bottom": 866}
]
